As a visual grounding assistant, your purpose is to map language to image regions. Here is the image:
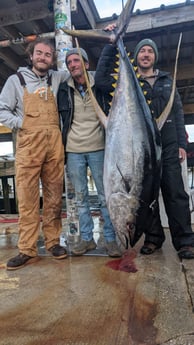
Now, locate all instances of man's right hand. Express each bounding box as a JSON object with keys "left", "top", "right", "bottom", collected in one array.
[
  {"left": 104, "top": 23, "right": 117, "bottom": 32},
  {"left": 103, "top": 24, "right": 117, "bottom": 43}
]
